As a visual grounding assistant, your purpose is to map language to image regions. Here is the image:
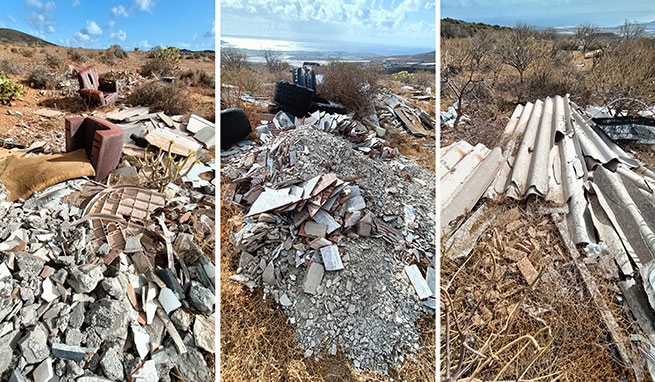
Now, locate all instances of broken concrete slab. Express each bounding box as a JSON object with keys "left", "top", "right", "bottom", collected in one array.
[
  {"left": 404, "top": 265, "right": 432, "bottom": 300},
  {"left": 193, "top": 315, "right": 215, "bottom": 353},
  {"left": 320, "top": 245, "right": 344, "bottom": 271},
  {"left": 303, "top": 262, "right": 324, "bottom": 295}
]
